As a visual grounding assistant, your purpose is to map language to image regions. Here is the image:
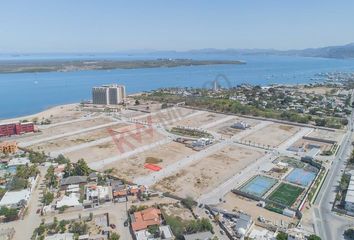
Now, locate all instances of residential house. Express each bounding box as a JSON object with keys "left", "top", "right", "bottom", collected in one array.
[
  {"left": 85, "top": 184, "right": 112, "bottom": 206},
  {"left": 135, "top": 225, "right": 174, "bottom": 240},
  {"left": 60, "top": 176, "right": 88, "bottom": 190},
  {"left": 234, "top": 213, "right": 253, "bottom": 238},
  {"left": 345, "top": 175, "right": 354, "bottom": 212},
  {"left": 0, "top": 189, "right": 31, "bottom": 208},
  {"left": 131, "top": 207, "right": 162, "bottom": 232},
  {"left": 56, "top": 193, "right": 81, "bottom": 209}
]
